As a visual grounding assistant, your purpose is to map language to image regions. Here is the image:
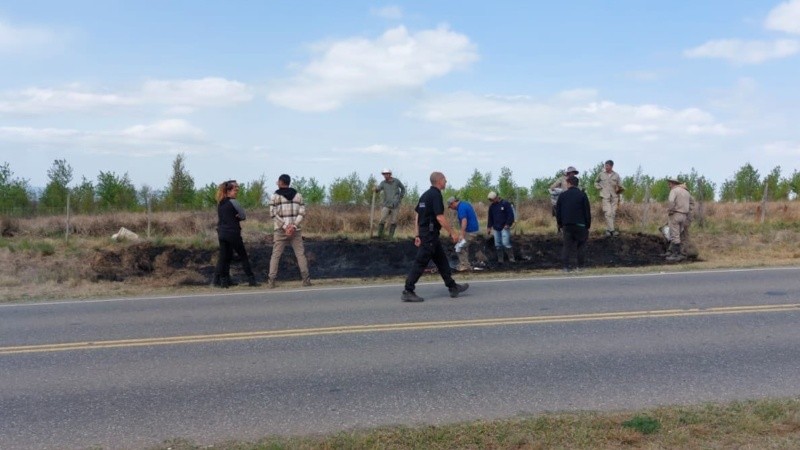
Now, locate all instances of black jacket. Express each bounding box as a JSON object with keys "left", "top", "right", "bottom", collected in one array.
[
  {"left": 556, "top": 187, "right": 591, "bottom": 229},
  {"left": 217, "top": 197, "right": 242, "bottom": 238}
]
